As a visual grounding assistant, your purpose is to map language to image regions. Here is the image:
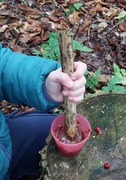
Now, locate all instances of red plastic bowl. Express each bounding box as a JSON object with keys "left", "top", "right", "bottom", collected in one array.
[{"left": 51, "top": 113, "right": 91, "bottom": 157}]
